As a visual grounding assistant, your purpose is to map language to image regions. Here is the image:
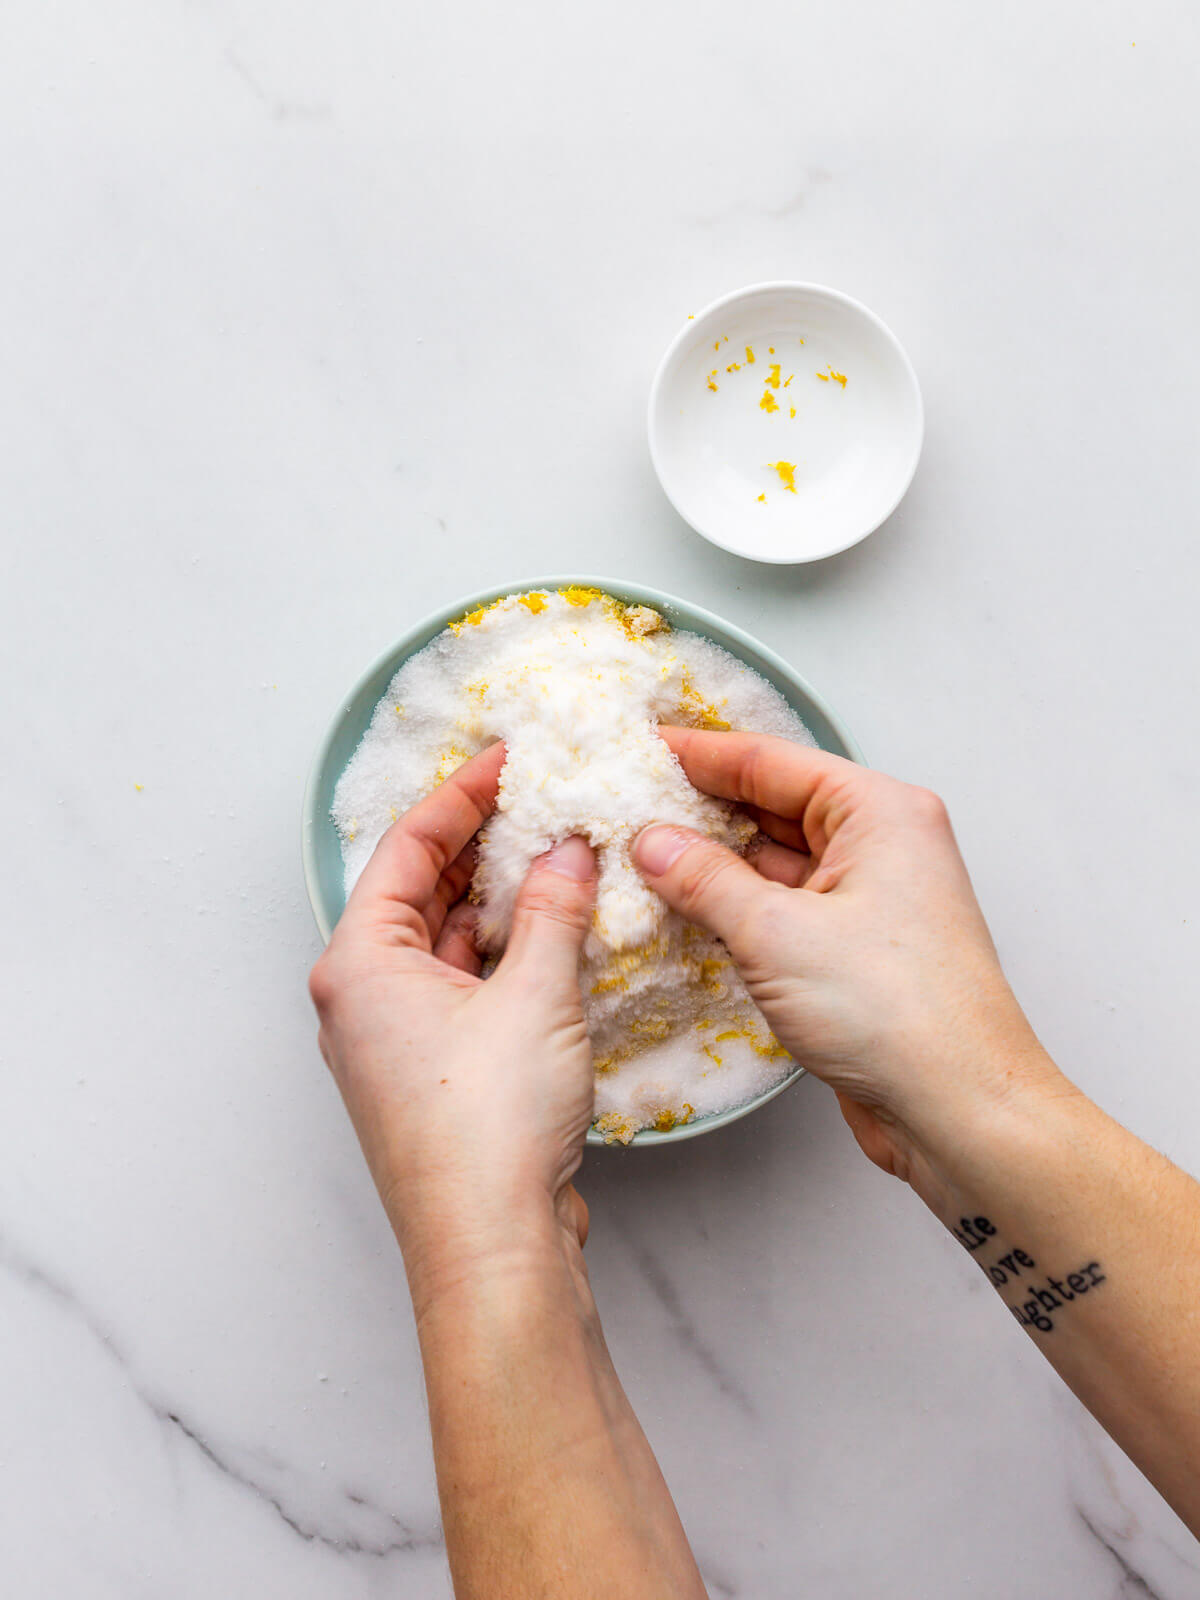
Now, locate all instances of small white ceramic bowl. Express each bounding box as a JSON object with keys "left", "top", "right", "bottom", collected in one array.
[{"left": 648, "top": 282, "right": 923, "bottom": 564}]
